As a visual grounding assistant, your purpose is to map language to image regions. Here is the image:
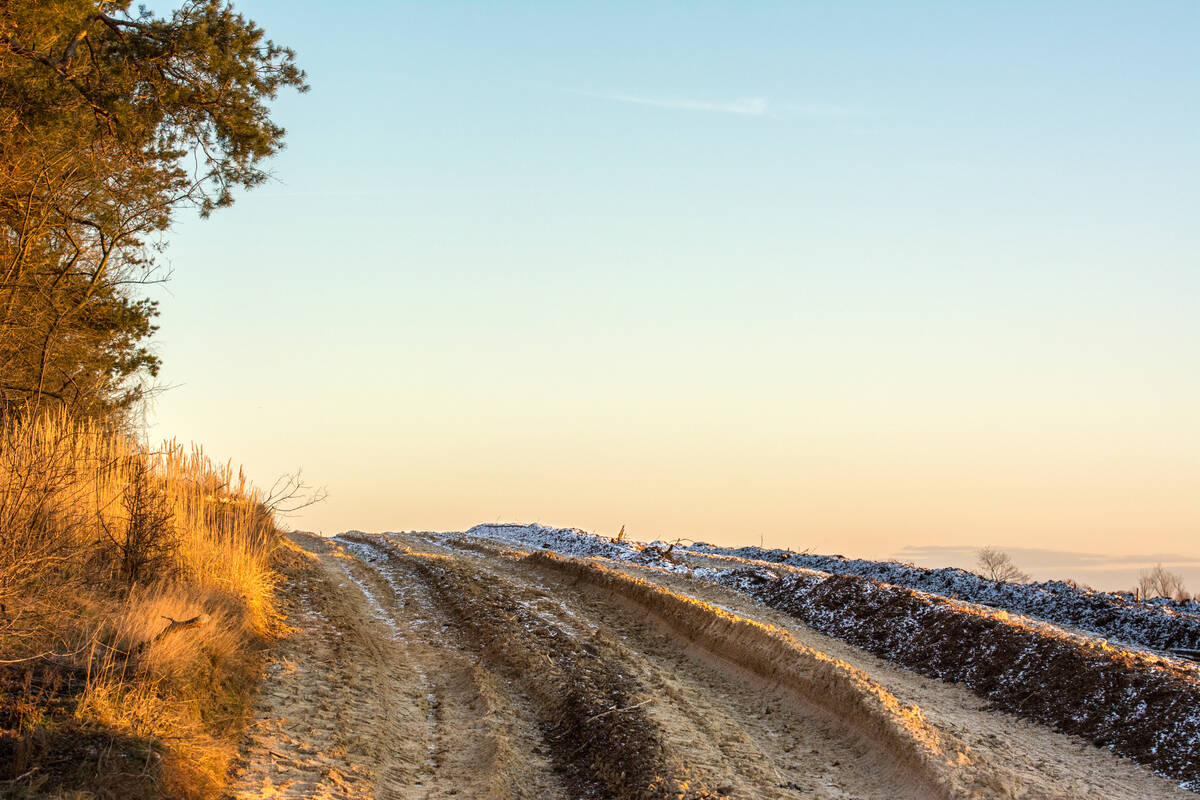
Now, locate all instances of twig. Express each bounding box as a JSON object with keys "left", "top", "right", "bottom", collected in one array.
[
  {"left": 0, "top": 638, "right": 94, "bottom": 664},
  {"left": 583, "top": 698, "right": 652, "bottom": 723},
  {"left": 148, "top": 614, "right": 210, "bottom": 646},
  {"left": 549, "top": 698, "right": 656, "bottom": 743},
  {"left": 0, "top": 650, "right": 61, "bottom": 664}
]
